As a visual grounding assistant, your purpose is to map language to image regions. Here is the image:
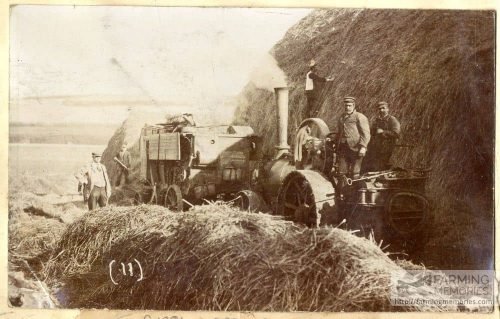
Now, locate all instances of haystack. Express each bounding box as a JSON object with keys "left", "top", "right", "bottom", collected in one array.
[
  {"left": 233, "top": 9, "right": 494, "bottom": 269},
  {"left": 44, "top": 203, "right": 455, "bottom": 311},
  {"left": 236, "top": 9, "right": 494, "bottom": 198}
]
